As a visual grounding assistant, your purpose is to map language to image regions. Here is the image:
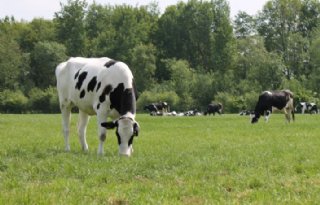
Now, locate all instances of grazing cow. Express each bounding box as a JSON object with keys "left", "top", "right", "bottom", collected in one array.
[
  {"left": 144, "top": 102, "right": 169, "bottom": 113},
  {"left": 56, "top": 57, "right": 140, "bottom": 156},
  {"left": 295, "top": 102, "right": 318, "bottom": 114},
  {"left": 204, "top": 103, "right": 223, "bottom": 115},
  {"left": 251, "top": 90, "right": 294, "bottom": 123}
]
